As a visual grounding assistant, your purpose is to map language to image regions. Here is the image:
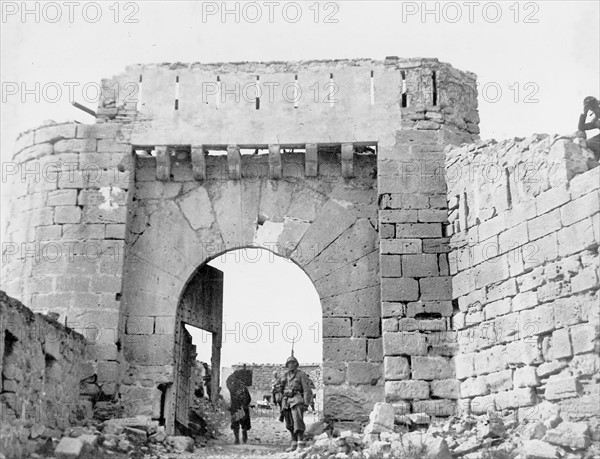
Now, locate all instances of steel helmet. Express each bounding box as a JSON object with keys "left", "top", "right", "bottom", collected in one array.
[{"left": 285, "top": 355, "right": 299, "bottom": 366}]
